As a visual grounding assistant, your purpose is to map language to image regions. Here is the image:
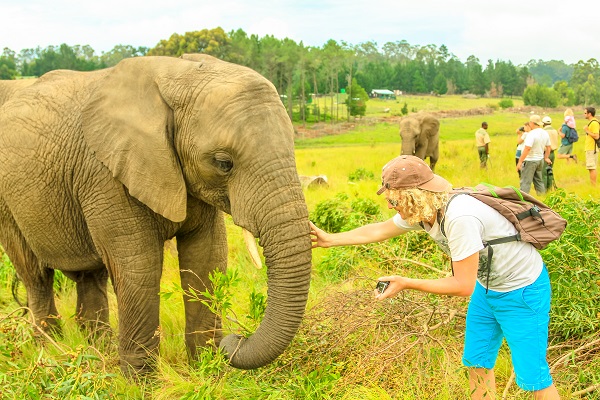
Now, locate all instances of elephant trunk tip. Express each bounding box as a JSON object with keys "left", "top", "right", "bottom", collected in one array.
[{"left": 220, "top": 333, "right": 256, "bottom": 370}]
